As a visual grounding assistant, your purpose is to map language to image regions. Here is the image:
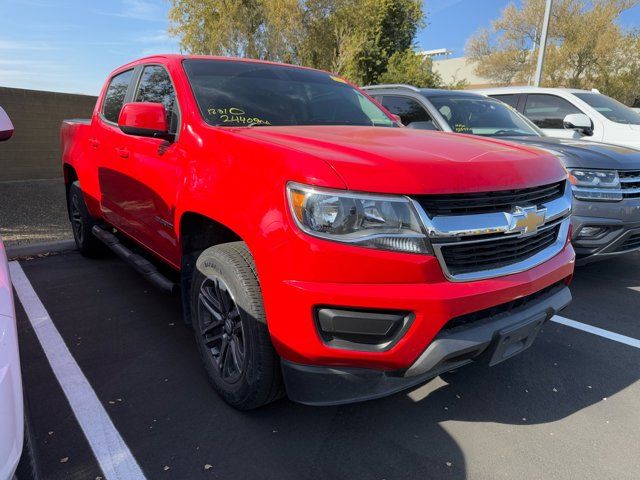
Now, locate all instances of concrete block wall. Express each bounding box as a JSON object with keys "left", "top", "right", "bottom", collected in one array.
[{"left": 0, "top": 87, "right": 97, "bottom": 181}]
